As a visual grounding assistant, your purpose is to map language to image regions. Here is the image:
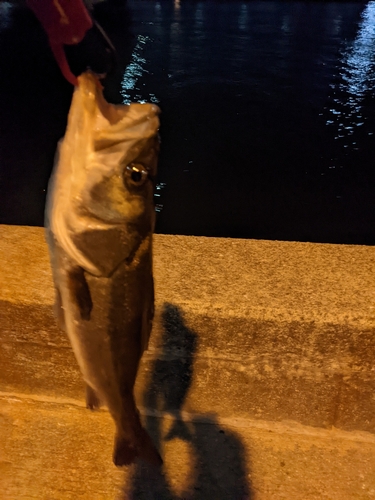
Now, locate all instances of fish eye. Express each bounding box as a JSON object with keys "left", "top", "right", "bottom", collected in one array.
[{"left": 124, "top": 163, "right": 149, "bottom": 187}]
